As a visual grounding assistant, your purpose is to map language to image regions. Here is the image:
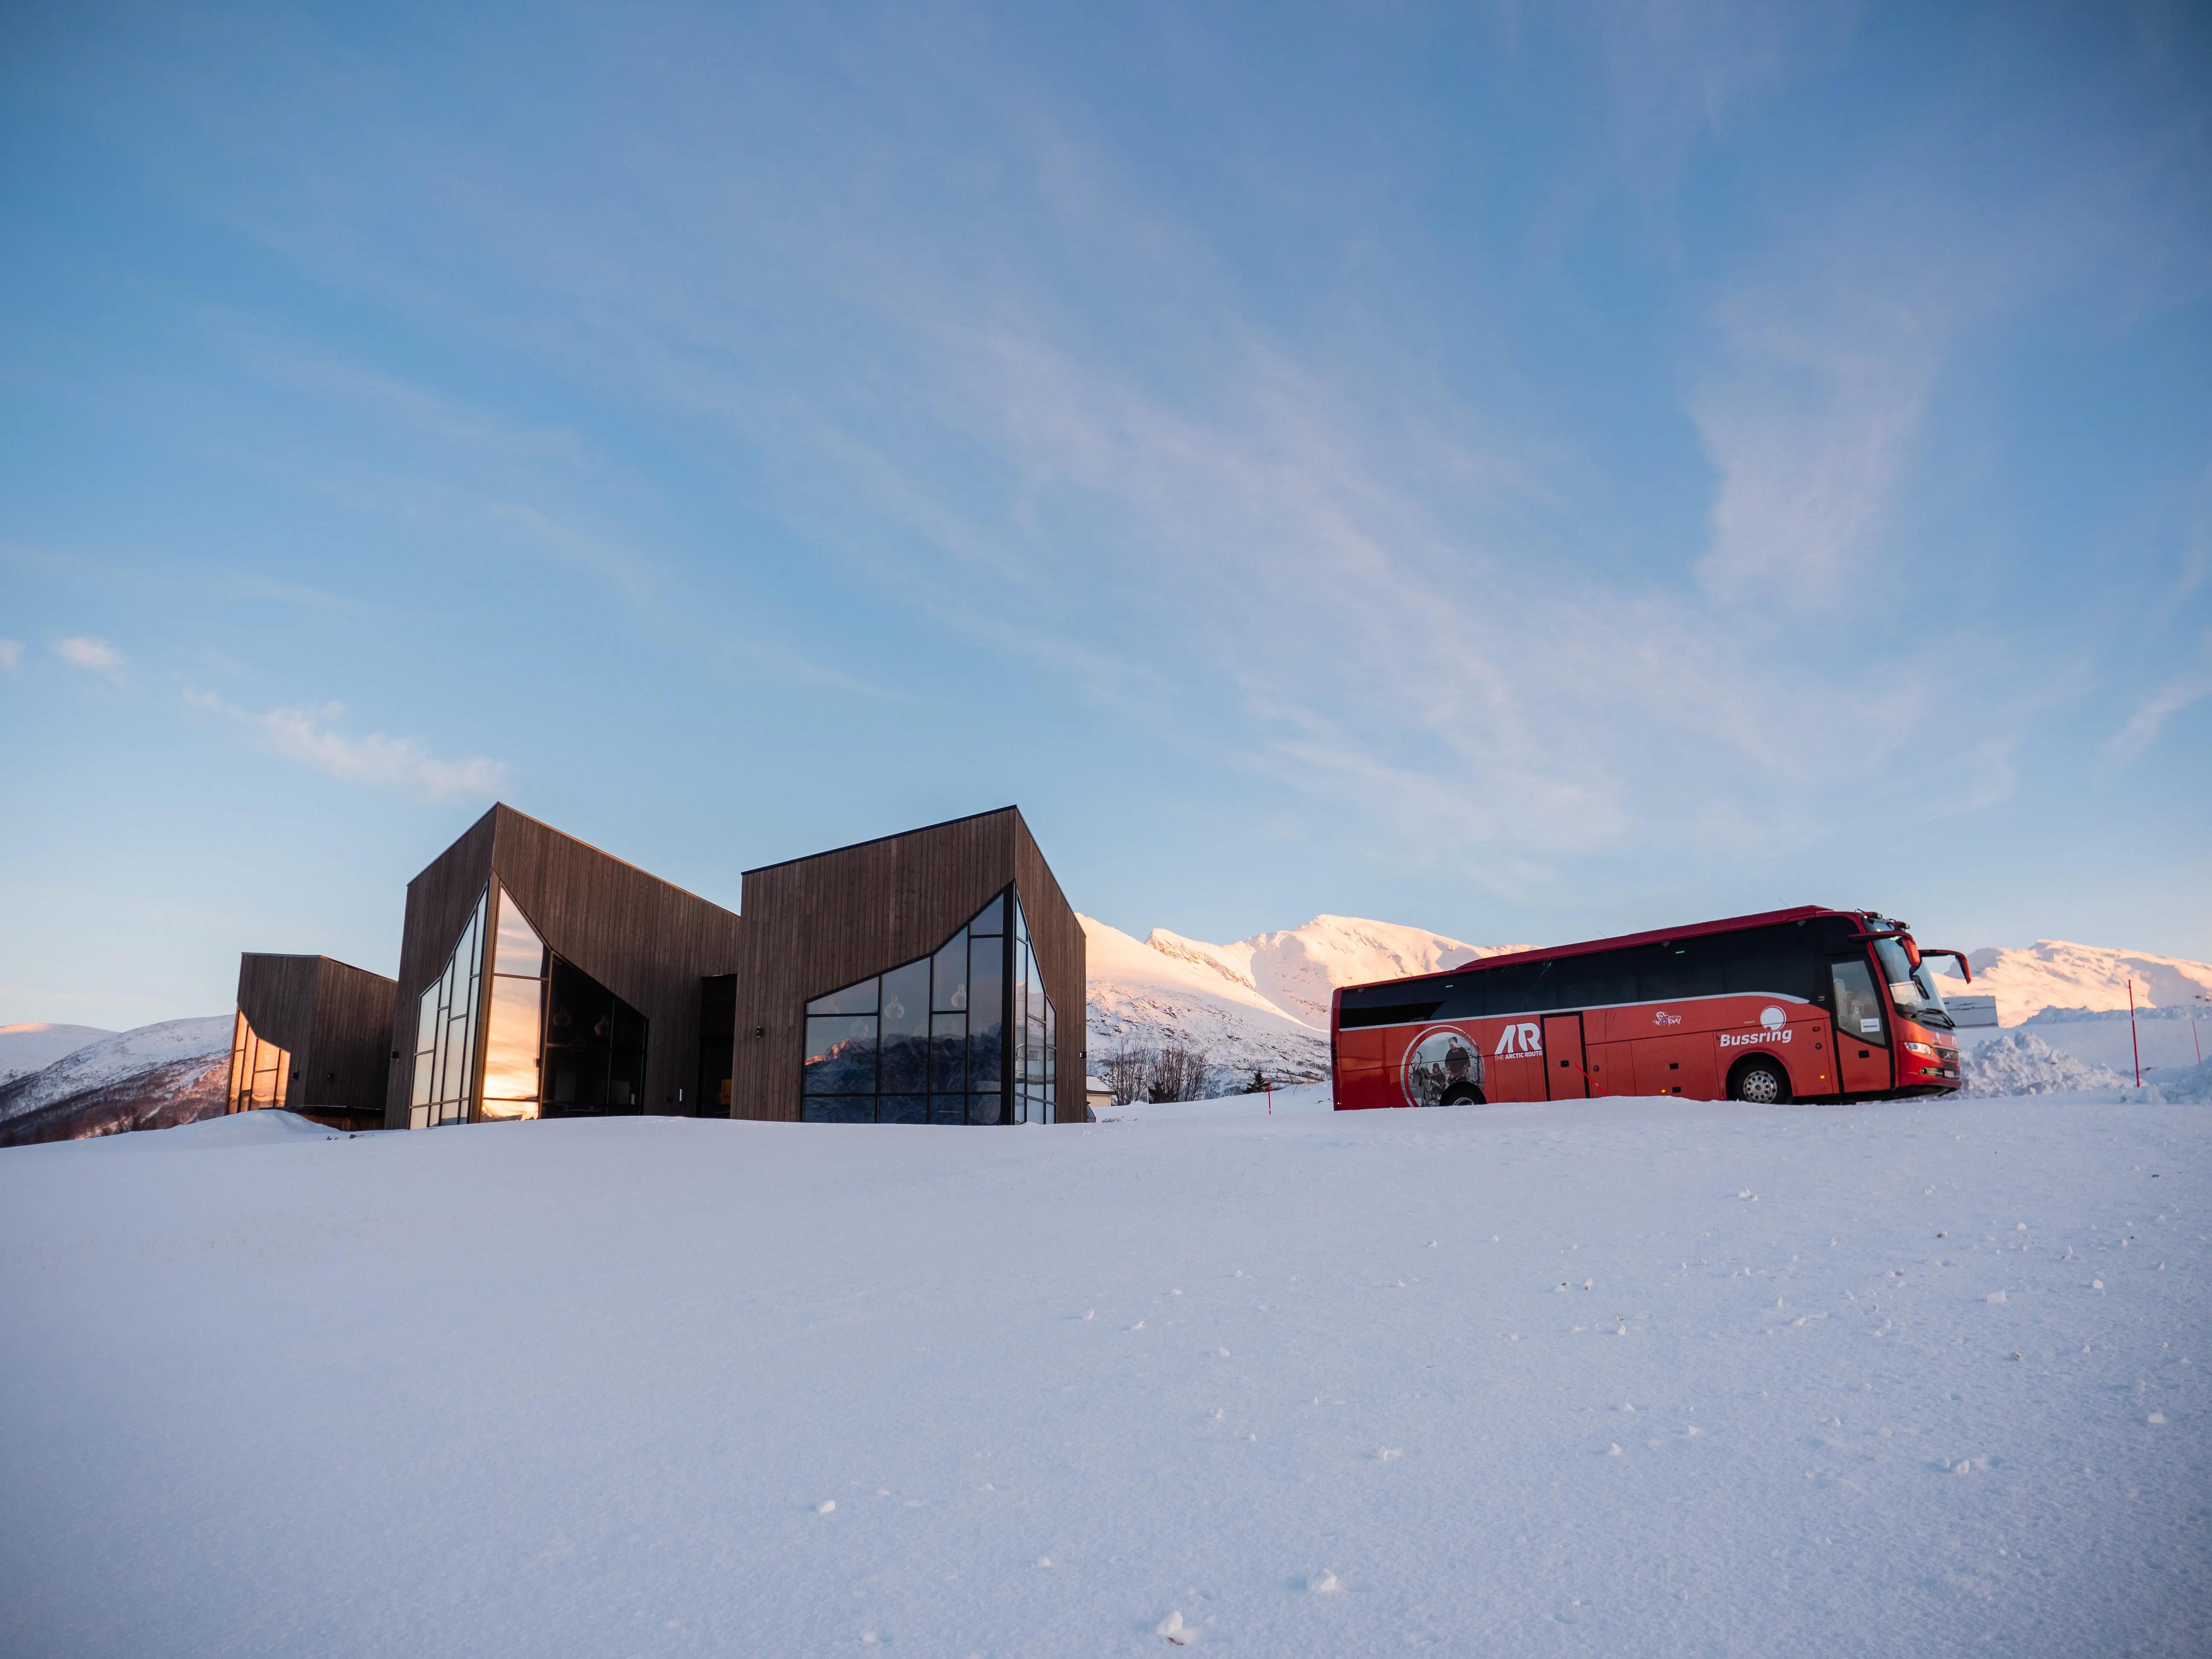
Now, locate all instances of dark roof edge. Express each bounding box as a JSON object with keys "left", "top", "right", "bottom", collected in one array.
[
  {"left": 1346, "top": 905, "right": 1851, "bottom": 994},
  {"left": 315, "top": 955, "right": 397, "bottom": 985},
  {"left": 489, "top": 803, "right": 742, "bottom": 920},
  {"left": 238, "top": 952, "right": 397, "bottom": 984},
  {"left": 741, "top": 805, "right": 1022, "bottom": 879}
]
